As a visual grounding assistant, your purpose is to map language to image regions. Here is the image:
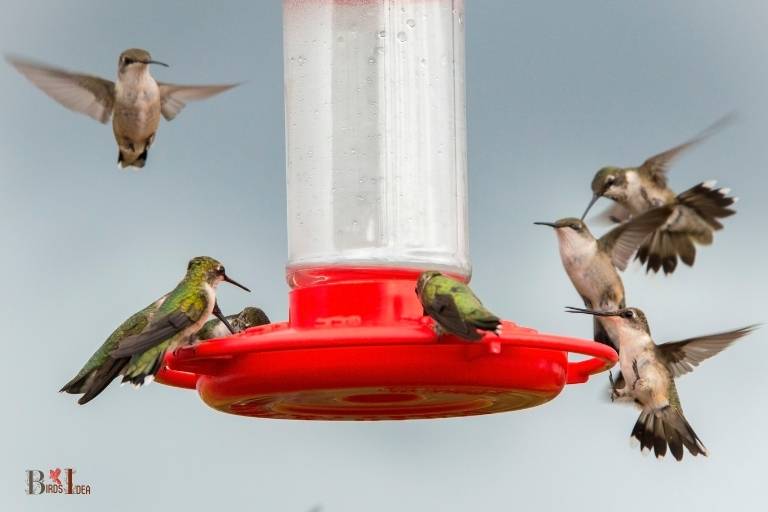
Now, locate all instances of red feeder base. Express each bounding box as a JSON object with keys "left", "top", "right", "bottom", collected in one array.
[{"left": 158, "top": 268, "right": 616, "bottom": 420}]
